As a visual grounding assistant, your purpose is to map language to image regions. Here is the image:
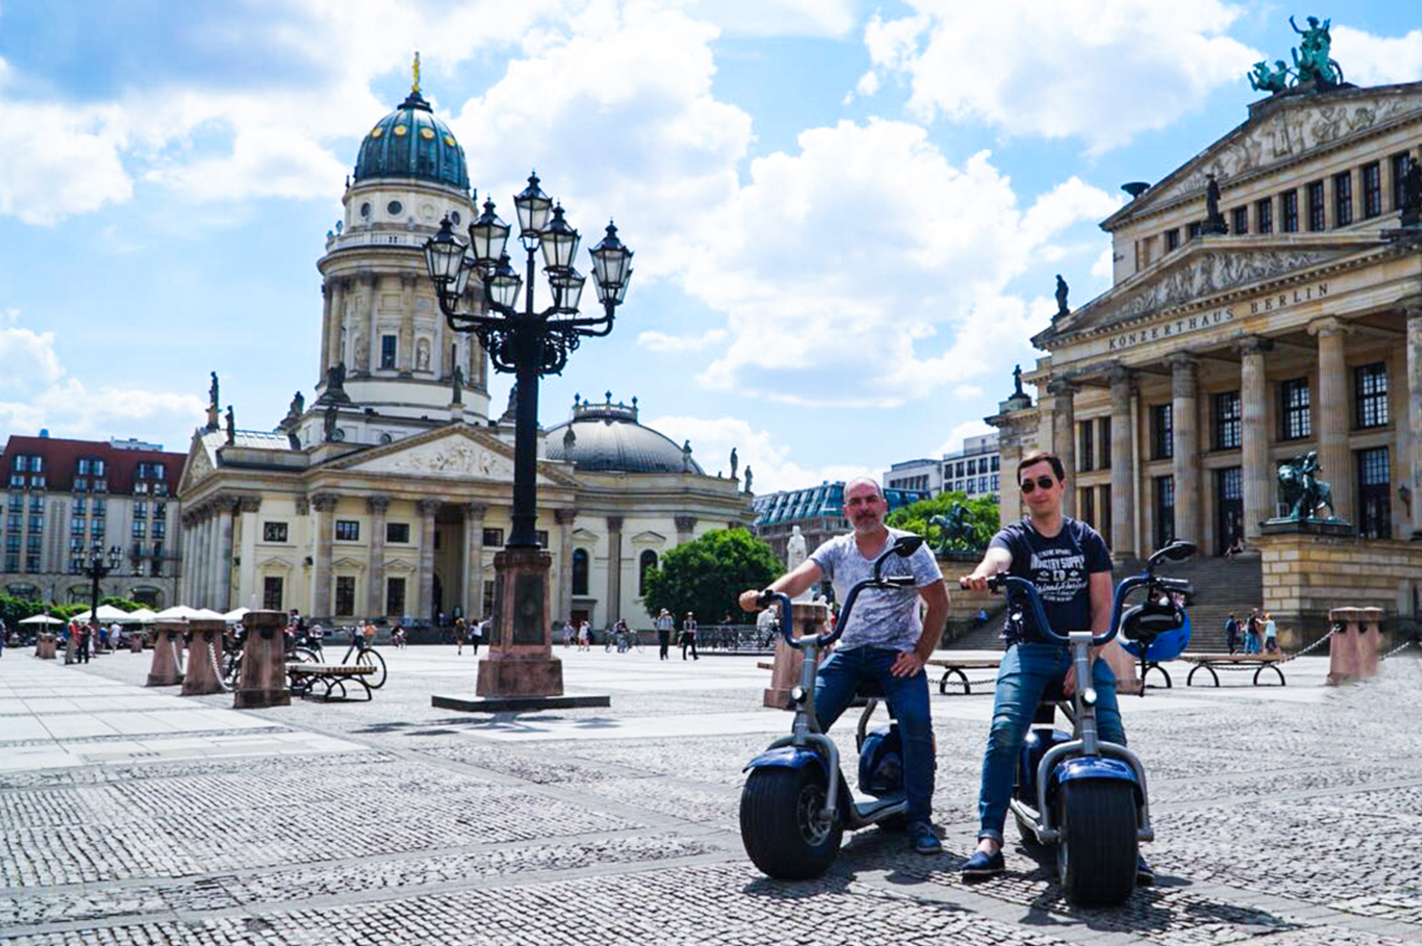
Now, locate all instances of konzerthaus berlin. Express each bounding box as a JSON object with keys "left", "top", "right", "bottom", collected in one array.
[{"left": 991, "top": 77, "right": 1422, "bottom": 643}]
